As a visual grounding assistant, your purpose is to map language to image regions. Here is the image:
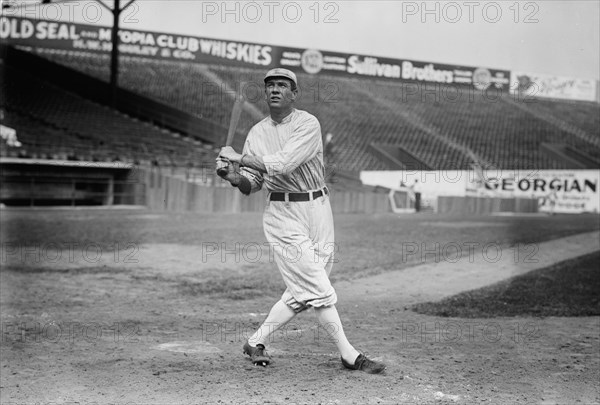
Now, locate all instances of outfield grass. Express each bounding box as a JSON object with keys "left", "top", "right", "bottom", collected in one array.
[
  {"left": 2, "top": 209, "right": 599, "bottom": 300},
  {"left": 2, "top": 210, "right": 599, "bottom": 250},
  {"left": 413, "top": 251, "right": 600, "bottom": 318}
]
